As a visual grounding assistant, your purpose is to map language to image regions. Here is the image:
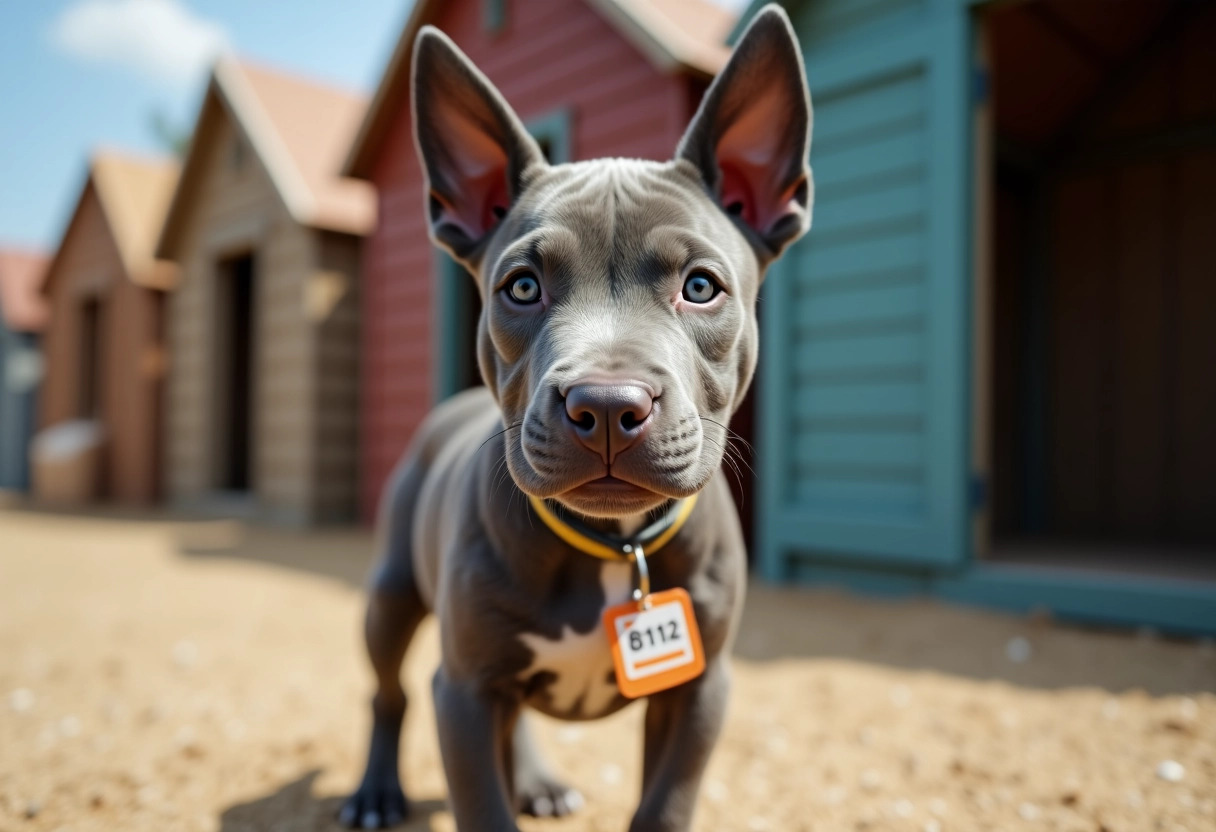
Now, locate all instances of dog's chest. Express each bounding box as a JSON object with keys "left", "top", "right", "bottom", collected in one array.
[{"left": 517, "top": 560, "right": 632, "bottom": 718}]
